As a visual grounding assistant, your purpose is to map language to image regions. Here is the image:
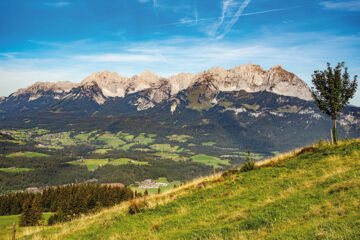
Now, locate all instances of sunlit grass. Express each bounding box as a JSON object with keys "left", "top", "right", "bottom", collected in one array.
[{"left": 7, "top": 139, "right": 360, "bottom": 240}]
